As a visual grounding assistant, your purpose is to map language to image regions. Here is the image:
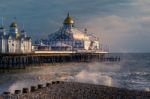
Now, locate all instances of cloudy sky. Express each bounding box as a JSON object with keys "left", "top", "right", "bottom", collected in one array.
[{"left": 0, "top": 0, "right": 150, "bottom": 52}]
